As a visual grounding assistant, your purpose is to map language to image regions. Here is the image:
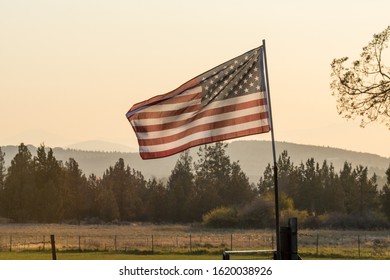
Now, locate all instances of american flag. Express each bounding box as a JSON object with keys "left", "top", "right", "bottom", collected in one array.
[{"left": 126, "top": 46, "right": 270, "bottom": 159}]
